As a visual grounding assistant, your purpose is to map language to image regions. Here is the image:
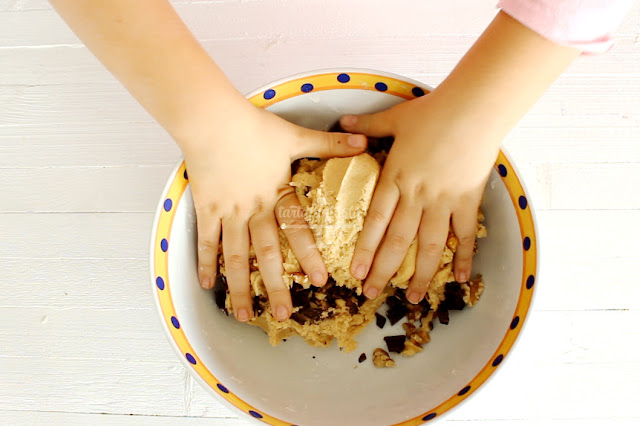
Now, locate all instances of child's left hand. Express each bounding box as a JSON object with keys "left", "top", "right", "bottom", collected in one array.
[{"left": 340, "top": 89, "right": 500, "bottom": 304}]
